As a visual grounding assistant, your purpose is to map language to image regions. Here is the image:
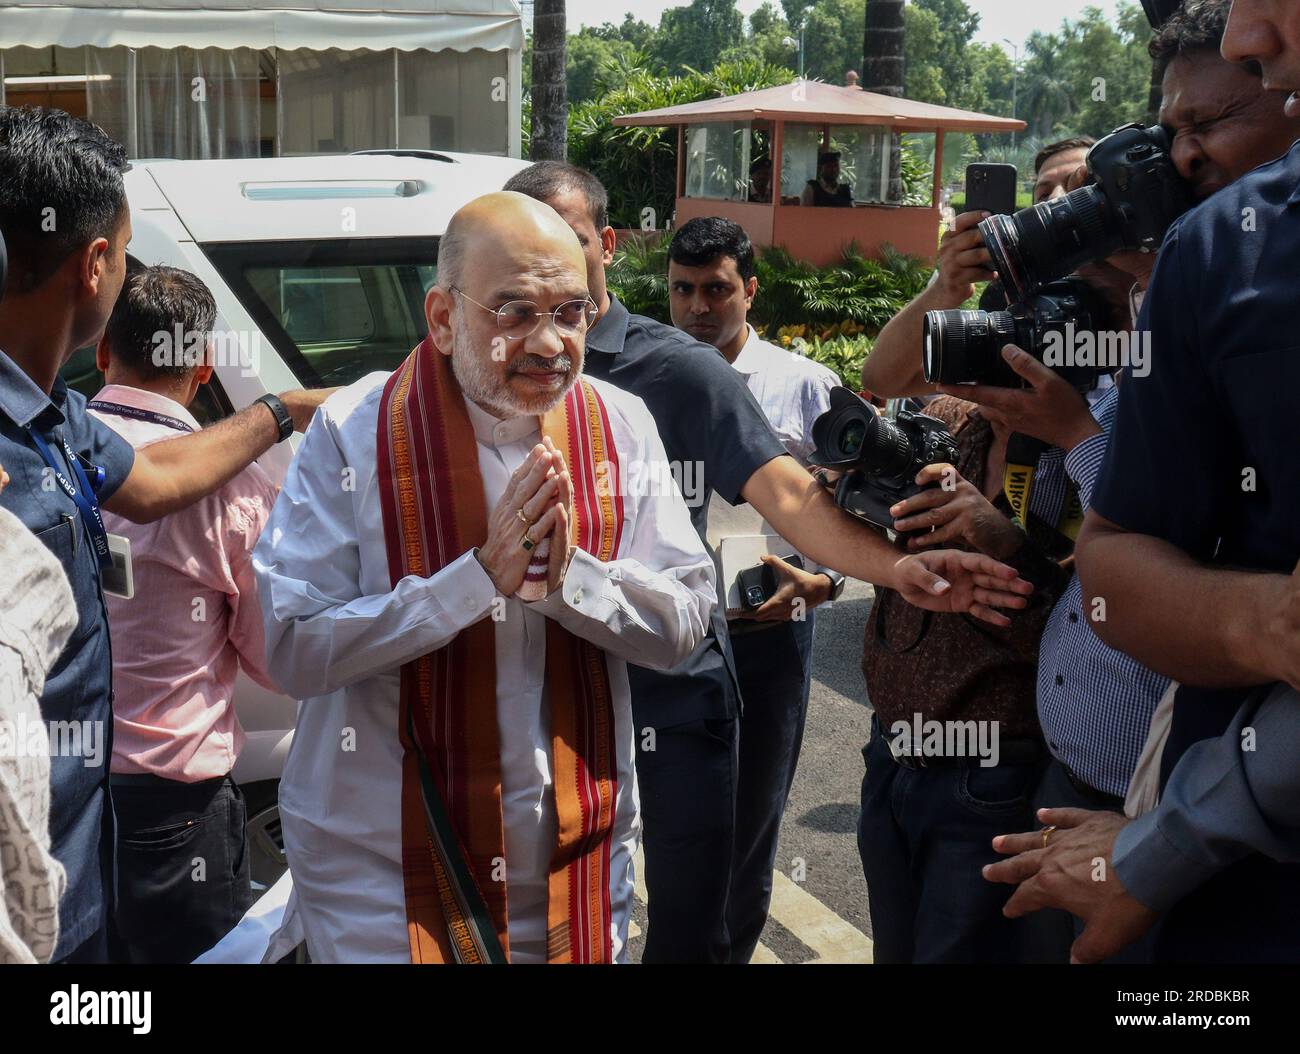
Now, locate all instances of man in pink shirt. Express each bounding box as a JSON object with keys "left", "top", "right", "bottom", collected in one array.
[{"left": 88, "top": 261, "right": 280, "bottom": 963}]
